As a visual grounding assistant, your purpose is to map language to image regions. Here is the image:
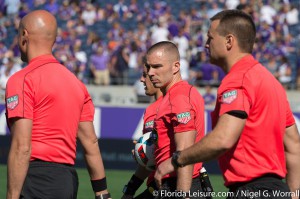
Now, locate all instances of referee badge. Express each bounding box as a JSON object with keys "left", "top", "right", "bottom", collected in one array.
[
  {"left": 177, "top": 112, "right": 191, "bottom": 124},
  {"left": 222, "top": 90, "right": 237, "bottom": 104},
  {"left": 6, "top": 95, "right": 19, "bottom": 110},
  {"left": 145, "top": 120, "right": 154, "bottom": 129}
]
